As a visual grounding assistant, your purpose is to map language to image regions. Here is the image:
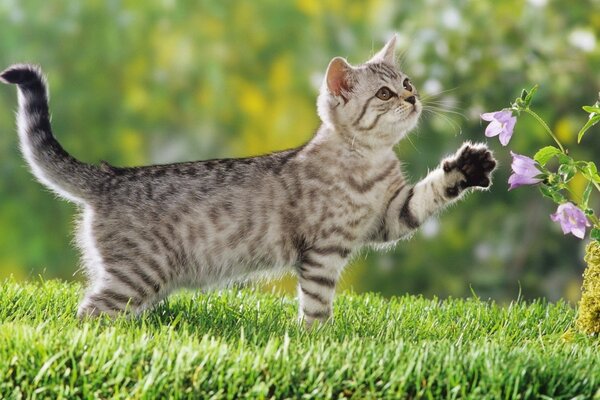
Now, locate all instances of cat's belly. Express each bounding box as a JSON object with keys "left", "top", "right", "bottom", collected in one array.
[{"left": 183, "top": 232, "right": 296, "bottom": 288}]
